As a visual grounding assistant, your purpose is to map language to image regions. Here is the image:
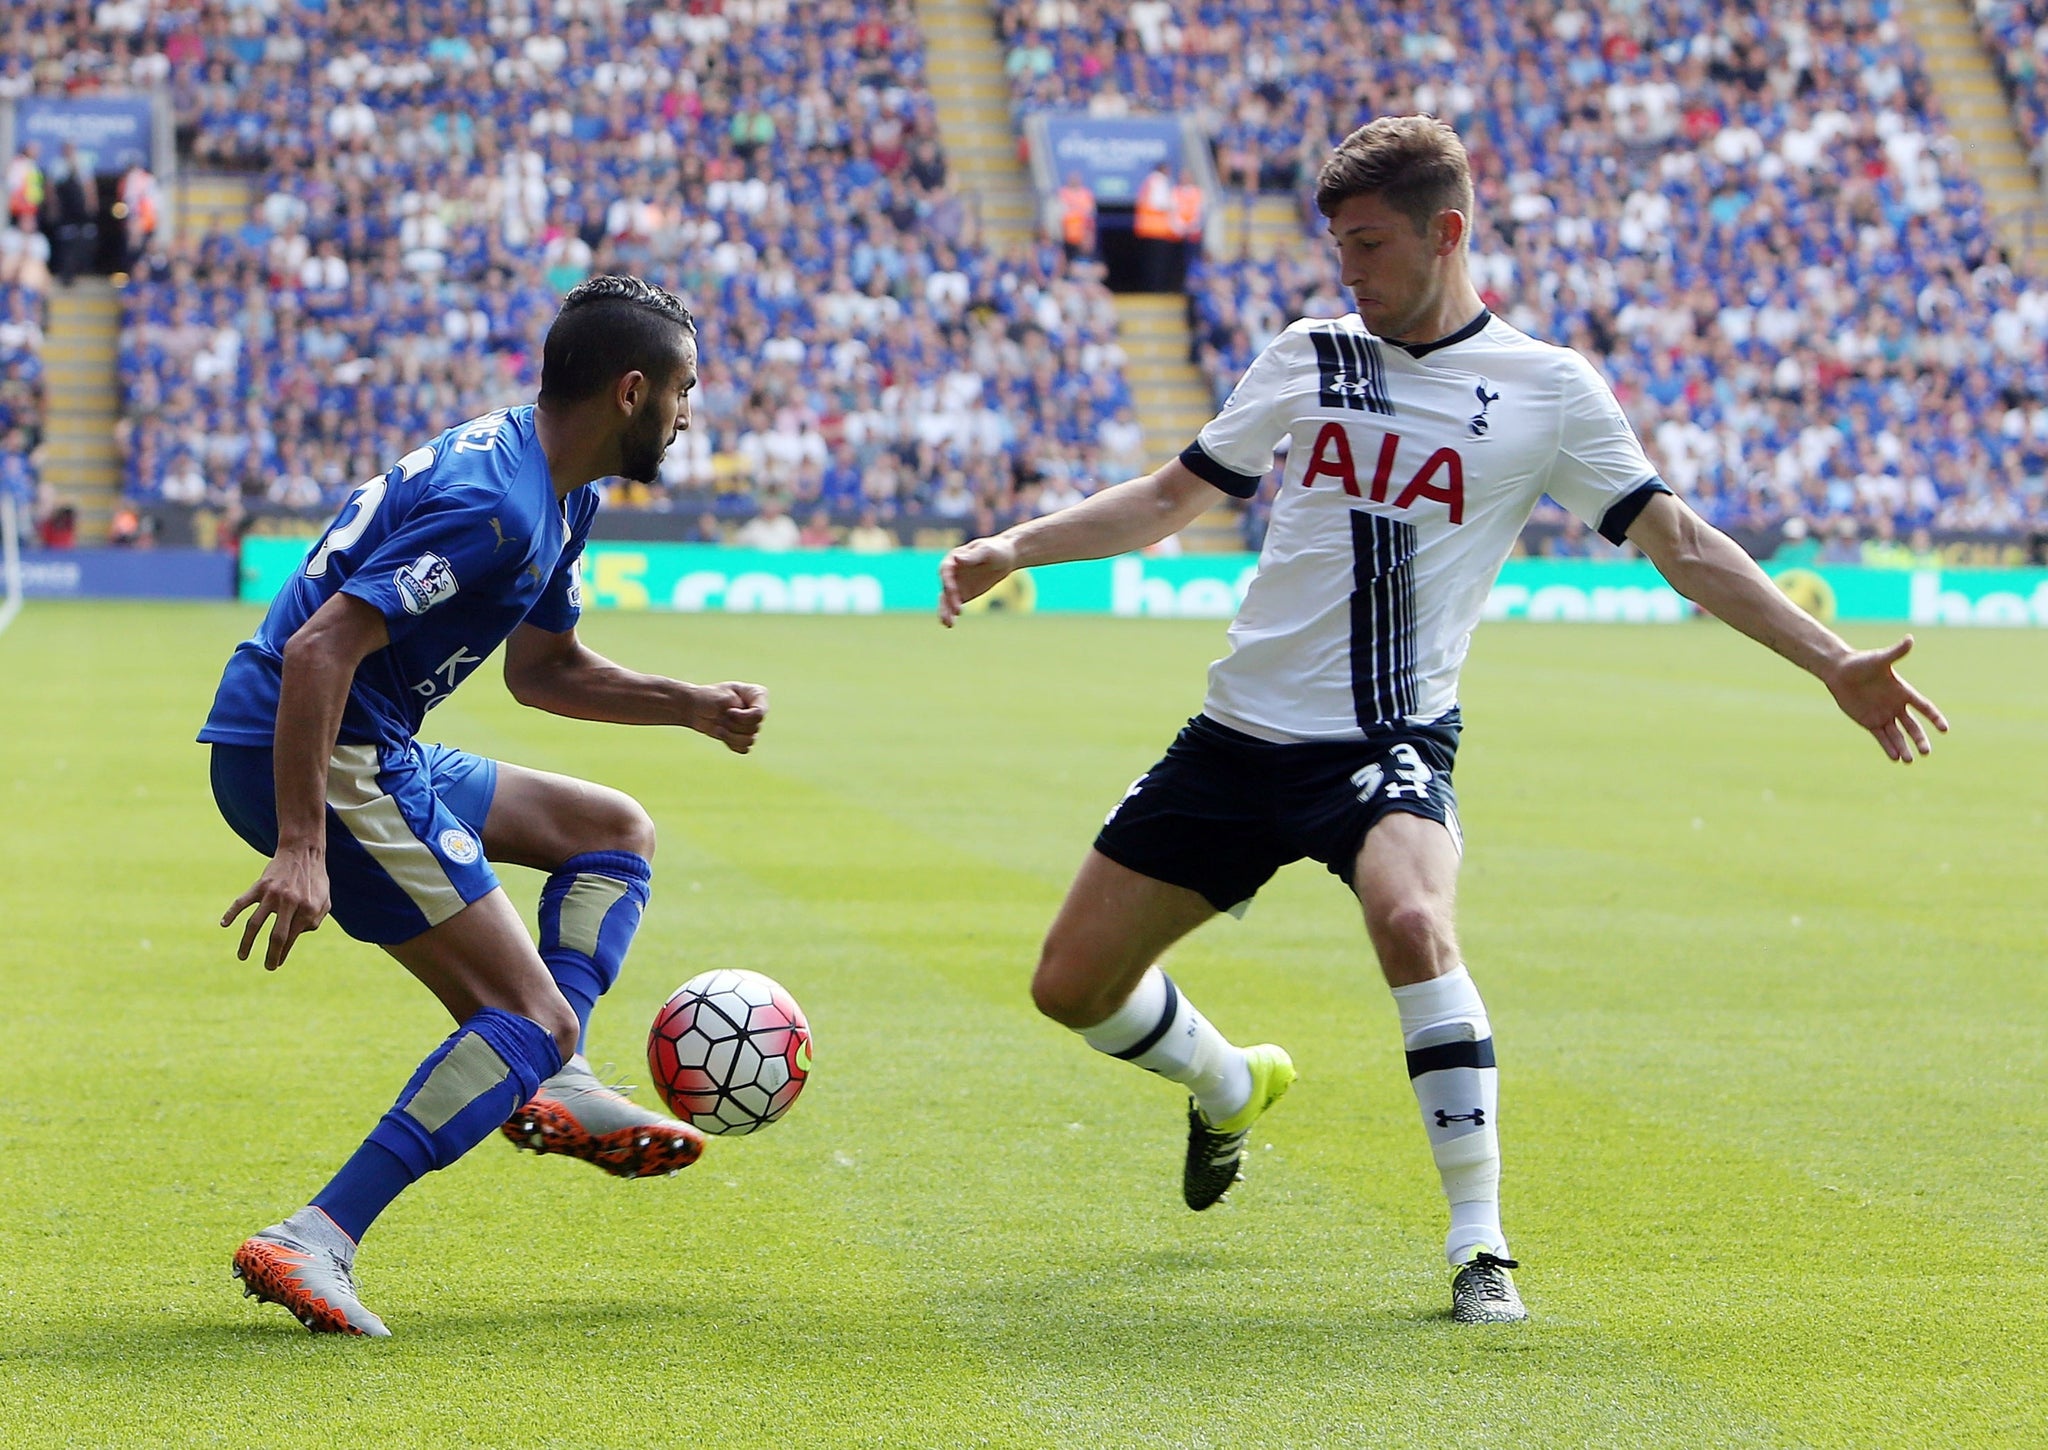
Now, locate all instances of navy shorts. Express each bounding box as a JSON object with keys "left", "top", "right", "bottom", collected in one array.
[
  {"left": 1094, "top": 713, "right": 1462, "bottom": 914},
  {"left": 210, "top": 739, "right": 502, "bottom": 945}
]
